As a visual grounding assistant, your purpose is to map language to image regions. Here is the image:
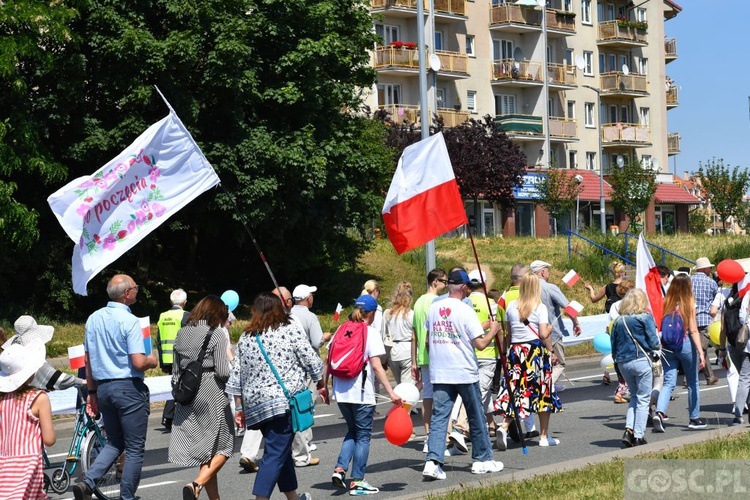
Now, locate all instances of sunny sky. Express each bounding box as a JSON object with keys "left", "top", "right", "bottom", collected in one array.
[{"left": 667, "top": 1, "right": 750, "bottom": 178}]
